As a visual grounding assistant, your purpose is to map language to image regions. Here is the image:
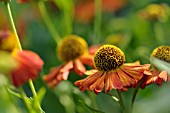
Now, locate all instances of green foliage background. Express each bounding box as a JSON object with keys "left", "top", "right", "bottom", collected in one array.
[{"left": 1, "top": 0, "right": 170, "bottom": 113}]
